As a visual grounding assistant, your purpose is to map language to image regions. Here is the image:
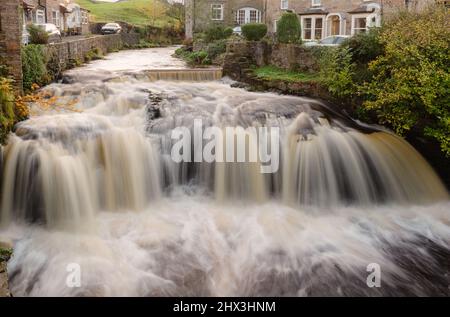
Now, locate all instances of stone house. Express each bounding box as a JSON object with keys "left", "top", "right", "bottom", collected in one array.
[
  {"left": 0, "top": 0, "right": 23, "bottom": 93},
  {"left": 185, "top": 0, "right": 268, "bottom": 38},
  {"left": 266, "top": 0, "right": 438, "bottom": 41},
  {"left": 21, "top": 0, "right": 90, "bottom": 36}
]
